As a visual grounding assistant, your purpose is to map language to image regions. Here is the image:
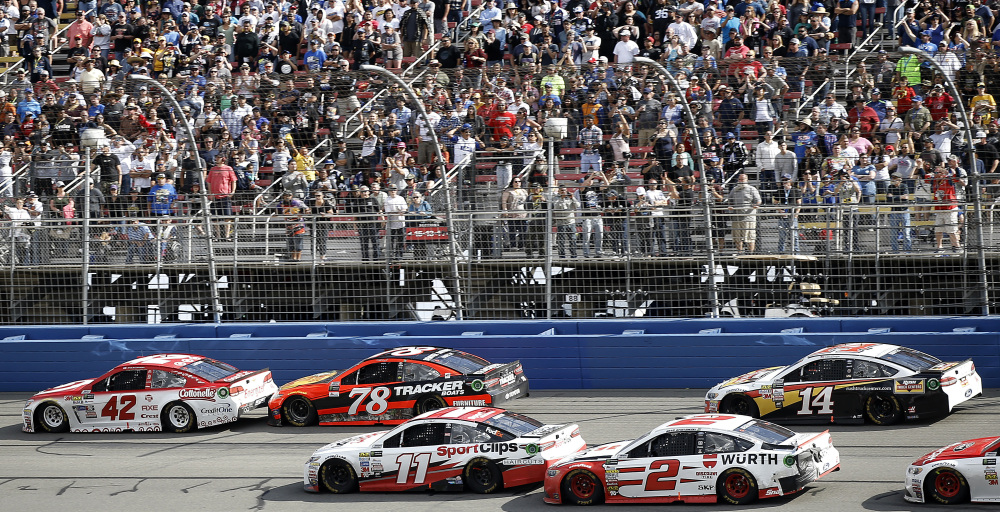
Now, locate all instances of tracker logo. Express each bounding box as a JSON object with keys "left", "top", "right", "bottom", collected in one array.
[
  {"left": 179, "top": 388, "right": 216, "bottom": 400},
  {"left": 721, "top": 453, "right": 779, "bottom": 465},
  {"left": 498, "top": 373, "right": 516, "bottom": 386},
  {"left": 393, "top": 381, "right": 463, "bottom": 396},
  {"left": 703, "top": 454, "right": 718, "bottom": 468},
  {"left": 436, "top": 442, "right": 519, "bottom": 457}
]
